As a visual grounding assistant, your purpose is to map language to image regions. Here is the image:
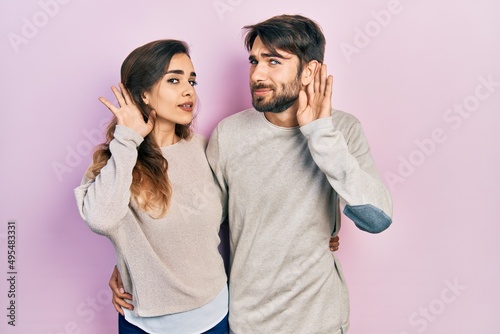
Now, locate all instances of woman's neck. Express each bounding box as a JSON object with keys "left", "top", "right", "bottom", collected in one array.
[{"left": 152, "top": 122, "right": 179, "bottom": 147}]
